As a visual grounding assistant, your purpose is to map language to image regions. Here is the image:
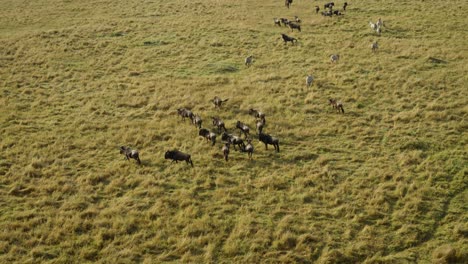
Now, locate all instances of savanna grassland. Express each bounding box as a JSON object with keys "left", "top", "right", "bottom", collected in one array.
[{"left": 0, "top": 0, "right": 467, "bottom": 263}]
